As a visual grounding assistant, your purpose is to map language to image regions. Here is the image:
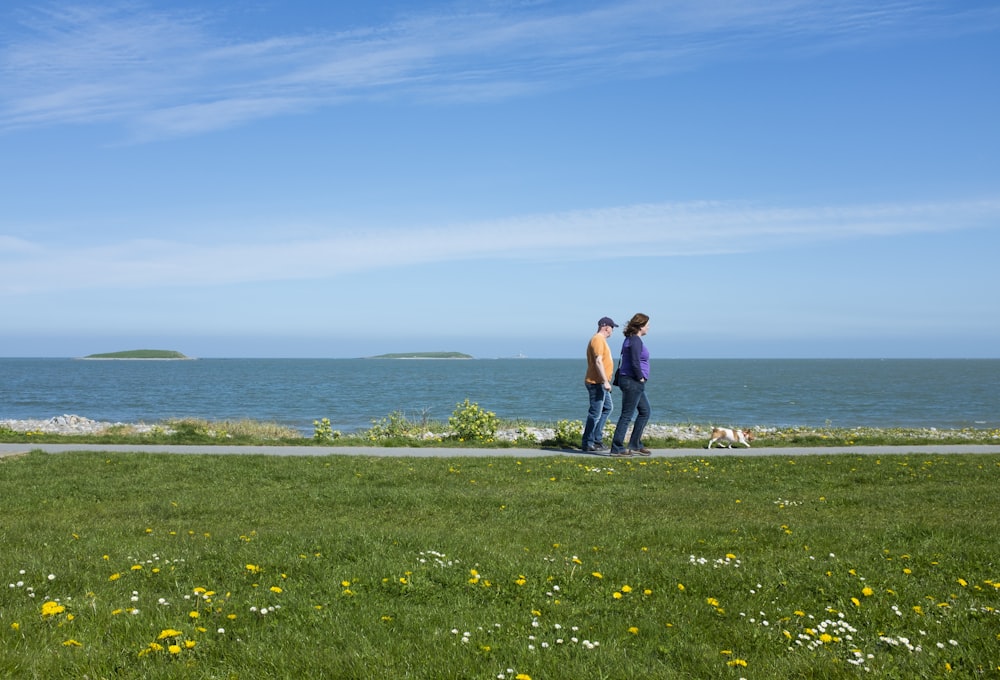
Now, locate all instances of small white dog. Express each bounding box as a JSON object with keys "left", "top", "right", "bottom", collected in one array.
[{"left": 707, "top": 427, "right": 754, "bottom": 449}]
